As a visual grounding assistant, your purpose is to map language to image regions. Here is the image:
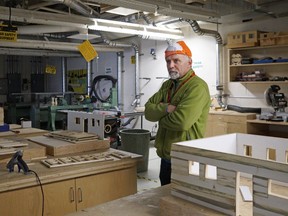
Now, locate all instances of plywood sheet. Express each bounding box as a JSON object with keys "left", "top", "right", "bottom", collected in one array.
[
  {"left": 48, "top": 130, "right": 98, "bottom": 143},
  {"left": 29, "top": 135, "right": 109, "bottom": 156},
  {"left": 0, "top": 127, "right": 48, "bottom": 138},
  {"left": 0, "top": 139, "right": 28, "bottom": 148},
  {"left": 0, "top": 138, "right": 46, "bottom": 163}
]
